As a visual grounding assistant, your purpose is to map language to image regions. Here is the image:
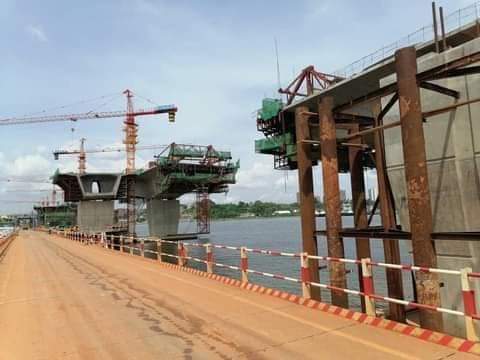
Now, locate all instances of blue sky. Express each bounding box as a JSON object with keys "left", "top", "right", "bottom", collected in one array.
[{"left": 0, "top": 0, "right": 472, "bottom": 213}]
